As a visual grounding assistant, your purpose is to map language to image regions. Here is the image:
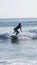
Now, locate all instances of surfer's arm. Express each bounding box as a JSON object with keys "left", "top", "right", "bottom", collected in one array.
[{"left": 20, "top": 28, "right": 23, "bottom": 32}]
